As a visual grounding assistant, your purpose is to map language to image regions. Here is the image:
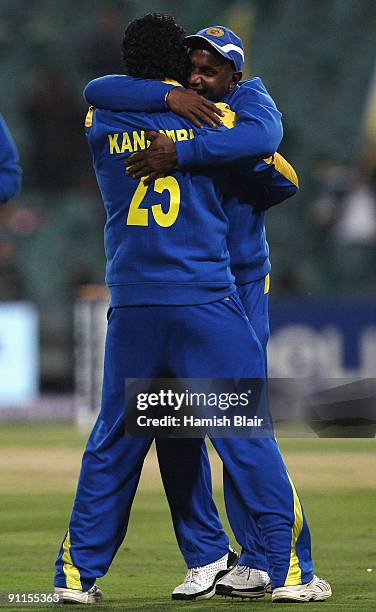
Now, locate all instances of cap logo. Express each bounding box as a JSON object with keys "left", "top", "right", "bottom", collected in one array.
[{"left": 206, "top": 27, "right": 224, "bottom": 37}]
